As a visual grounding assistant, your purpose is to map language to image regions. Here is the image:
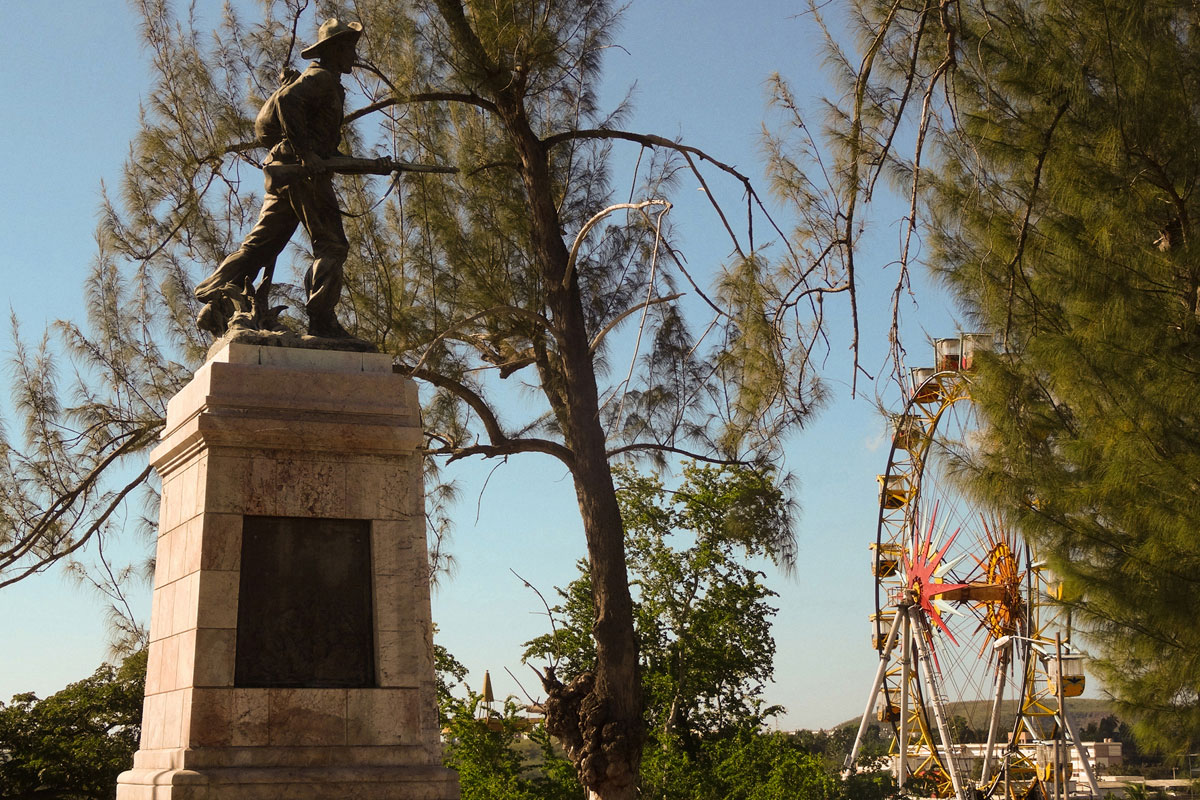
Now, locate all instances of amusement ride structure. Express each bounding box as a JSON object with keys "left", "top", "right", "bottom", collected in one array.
[{"left": 846, "top": 335, "right": 1100, "bottom": 800}]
